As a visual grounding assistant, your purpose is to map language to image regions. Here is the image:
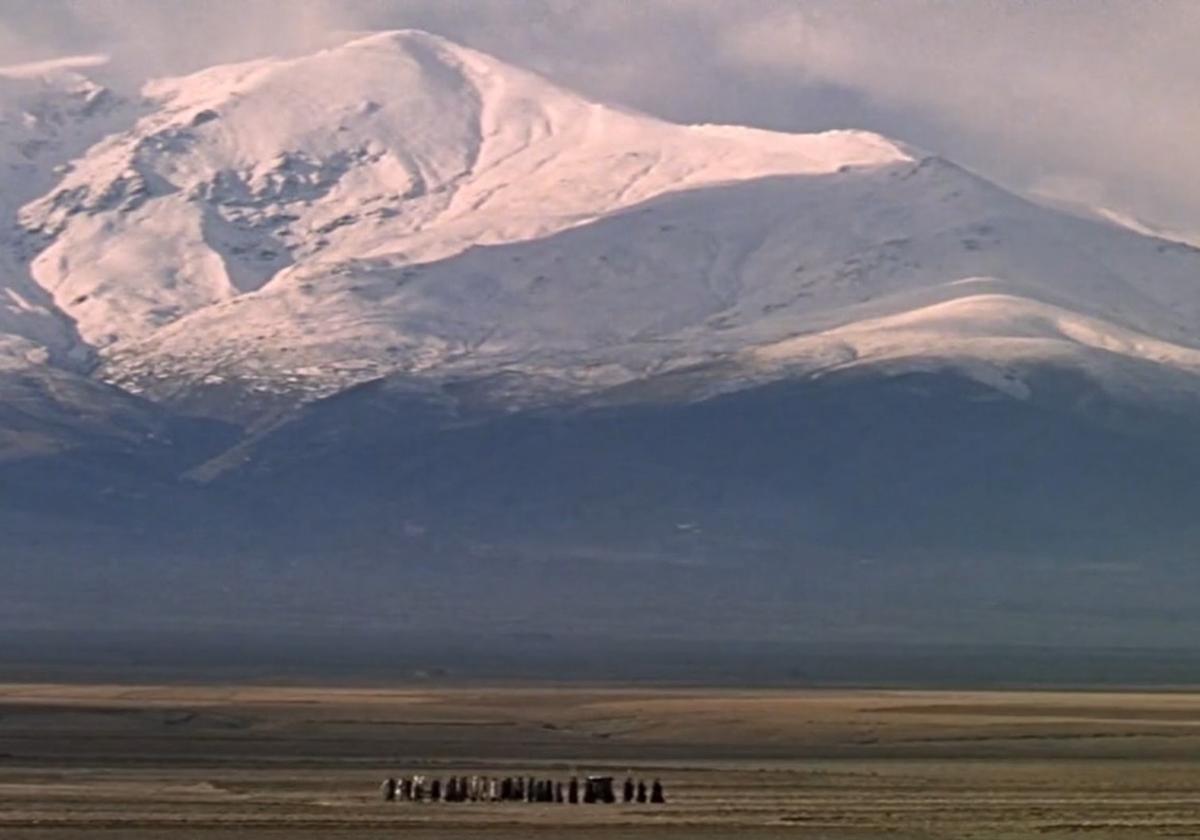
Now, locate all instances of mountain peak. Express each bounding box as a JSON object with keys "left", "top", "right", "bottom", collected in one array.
[
  {"left": 14, "top": 30, "right": 914, "bottom": 366},
  {"left": 10, "top": 29, "right": 1198, "bottom": 434}
]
